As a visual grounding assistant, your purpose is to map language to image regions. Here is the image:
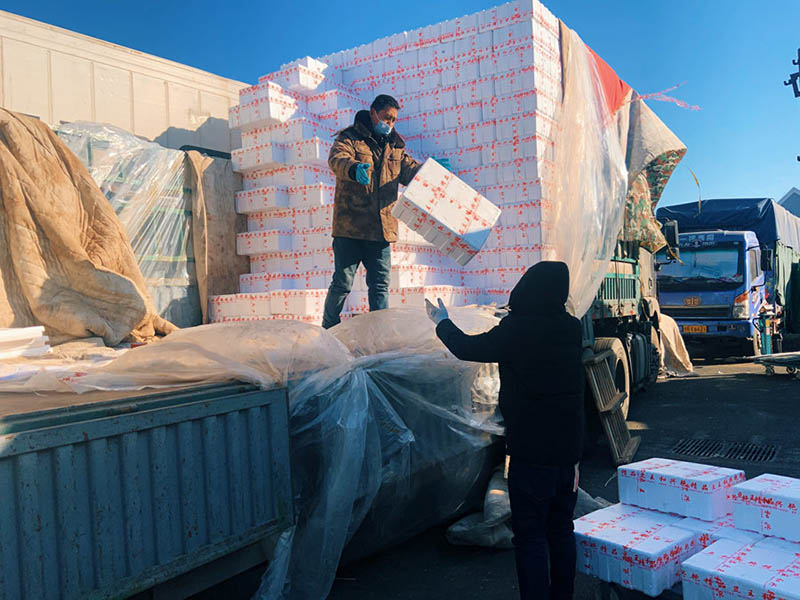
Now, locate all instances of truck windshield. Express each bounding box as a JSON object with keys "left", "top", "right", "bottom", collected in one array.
[{"left": 658, "top": 242, "right": 744, "bottom": 289}]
